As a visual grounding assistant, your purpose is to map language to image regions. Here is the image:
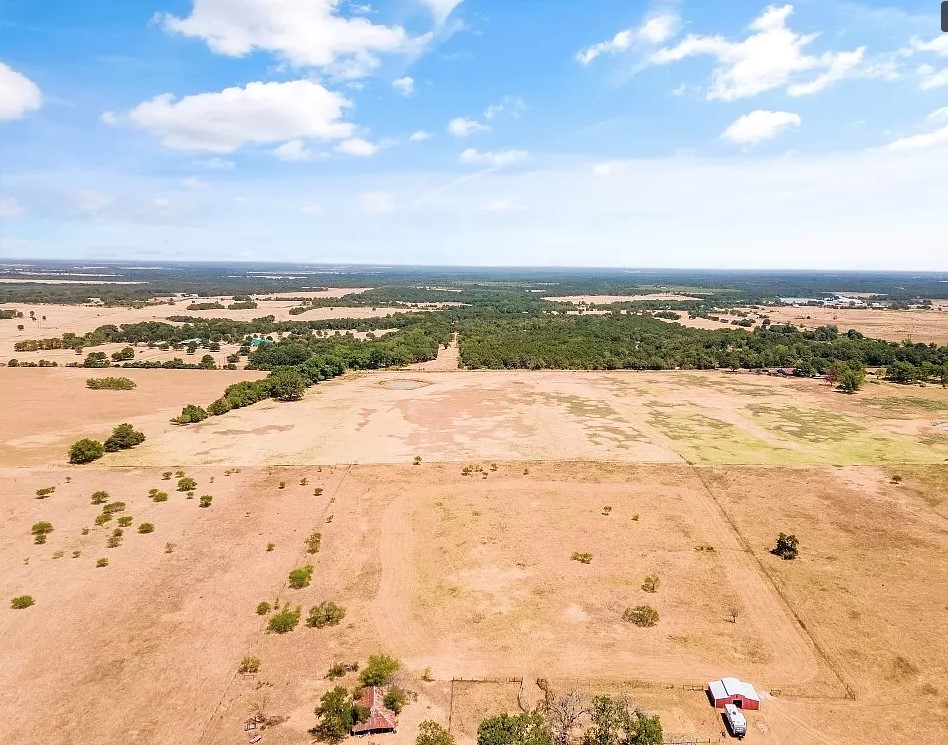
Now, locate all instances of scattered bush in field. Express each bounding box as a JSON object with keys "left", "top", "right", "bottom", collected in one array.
[
  {"left": 695, "top": 543, "right": 715, "bottom": 552},
  {"left": 772, "top": 532, "right": 799, "bottom": 560},
  {"left": 422, "top": 666, "right": 433, "bottom": 682},
  {"left": 891, "top": 474, "right": 903, "bottom": 484},
  {"left": 238, "top": 655, "right": 261, "bottom": 674},
  {"left": 413, "top": 456, "right": 422, "bottom": 465},
  {"left": 300, "top": 477, "right": 309, "bottom": 486},
  {"left": 10, "top": 595, "right": 35, "bottom": 609},
  {"left": 96, "top": 558, "right": 109, "bottom": 567},
  {"left": 175, "top": 470, "right": 185, "bottom": 478},
  {"left": 81, "top": 528, "right": 89, "bottom": 535},
  {"left": 256, "top": 601, "right": 272, "bottom": 615},
  {"left": 326, "top": 662, "right": 348, "bottom": 680},
  {"left": 138, "top": 523, "right": 155, "bottom": 534},
  {"left": 91, "top": 490, "right": 109, "bottom": 505},
  {"left": 161, "top": 471, "right": 172, "bottom": 480},
  {"left": 117, "top": 516, "right": 133, "bottom": 528},
  {"left": 641, "top": 574, "right": 660, "bottom": 593},
  {"left": 150, "top": 490, "right": 168, "bottom": 502},
  {"left": 172, "top": 404, "right": 208, "bottom": 424},
  {"left": 31, "top": 522, "right": 54, "bottom": 543},
  {"left": 186, "top": 491, "right": 194, "bottom": 499},
  {"left": 267, "top": 604, "right": 301, "bottom": 634},
  {"left": 307, "top": 601, "right": 346, "bottom": 628},
  {"left": 278, "top": 481, "right": 286, "bottom": 489},
  {"left": 104, "top": 423, "right": 146, "bottom": 452},
  {"left": 94, "top": 512, "right": 112, "bottom": 526},
  {"left": 314, "top": 488, "right": 324, "bottom": 496},
  {"left": 288, "top": 565, "right": 314, "bottom": 589},
  {"left": 571, "top": 552, "right": 593, "bottom": 564},
  {"left": 623, "top": 605, "right": 659, "bottom": 627},
  {"left": 631, "top": 513, "right": 640, "bottom": 522},
  {"left": 71, "top": 550, "right": 81, "bottom": 558},
  {"left": 199, "top": 495, "right": 213, "bottom": 508},
  {"left": 417, "top": 720, "right": 454, "bottom": 745},
  {"left": 69, "top": 438, "right": 104, "bottom": 464},
  {"left": 523, "top": 468, "right": 529, "bottom": 475},
  {"left": 102, "top": 501, "right": 126, "bottom": 513},
  {"left": 87, "top": 376, "right": 136, "bottom": 390},
  {"left": 306, "top": 532, "right": 322, "bottom": 554},
  {"left": 107, "top": 532, "right": 123, "bottom": 548},
  {"left": 490, "top": 463, "right": 498, "bottom": 471},
  {"left": 35, "top": 486, "right": 55, "bottom": 499},
  {"left": 359, "top": 654, "right": 401, "bottom": 687},
  {"left": 164, "top": 542, "right": 175, "bottom": 554},
  {"left": 384, "top": 685, "right": 407, "bottom": 715},
  {"left": 52, "top": 551, "right": 64, "bottom": 559},
  {"left": 325, "top": 515, "right": 334, "bottom": 523},
  {"left": 601, "top": 506, "right": 612, "bottom": 515},
  {"left": 266, "top": 542, "right": 275, "bottom": 552},
  {"left": 177, "top": 476, "right": 196, "bottom": 492}
]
